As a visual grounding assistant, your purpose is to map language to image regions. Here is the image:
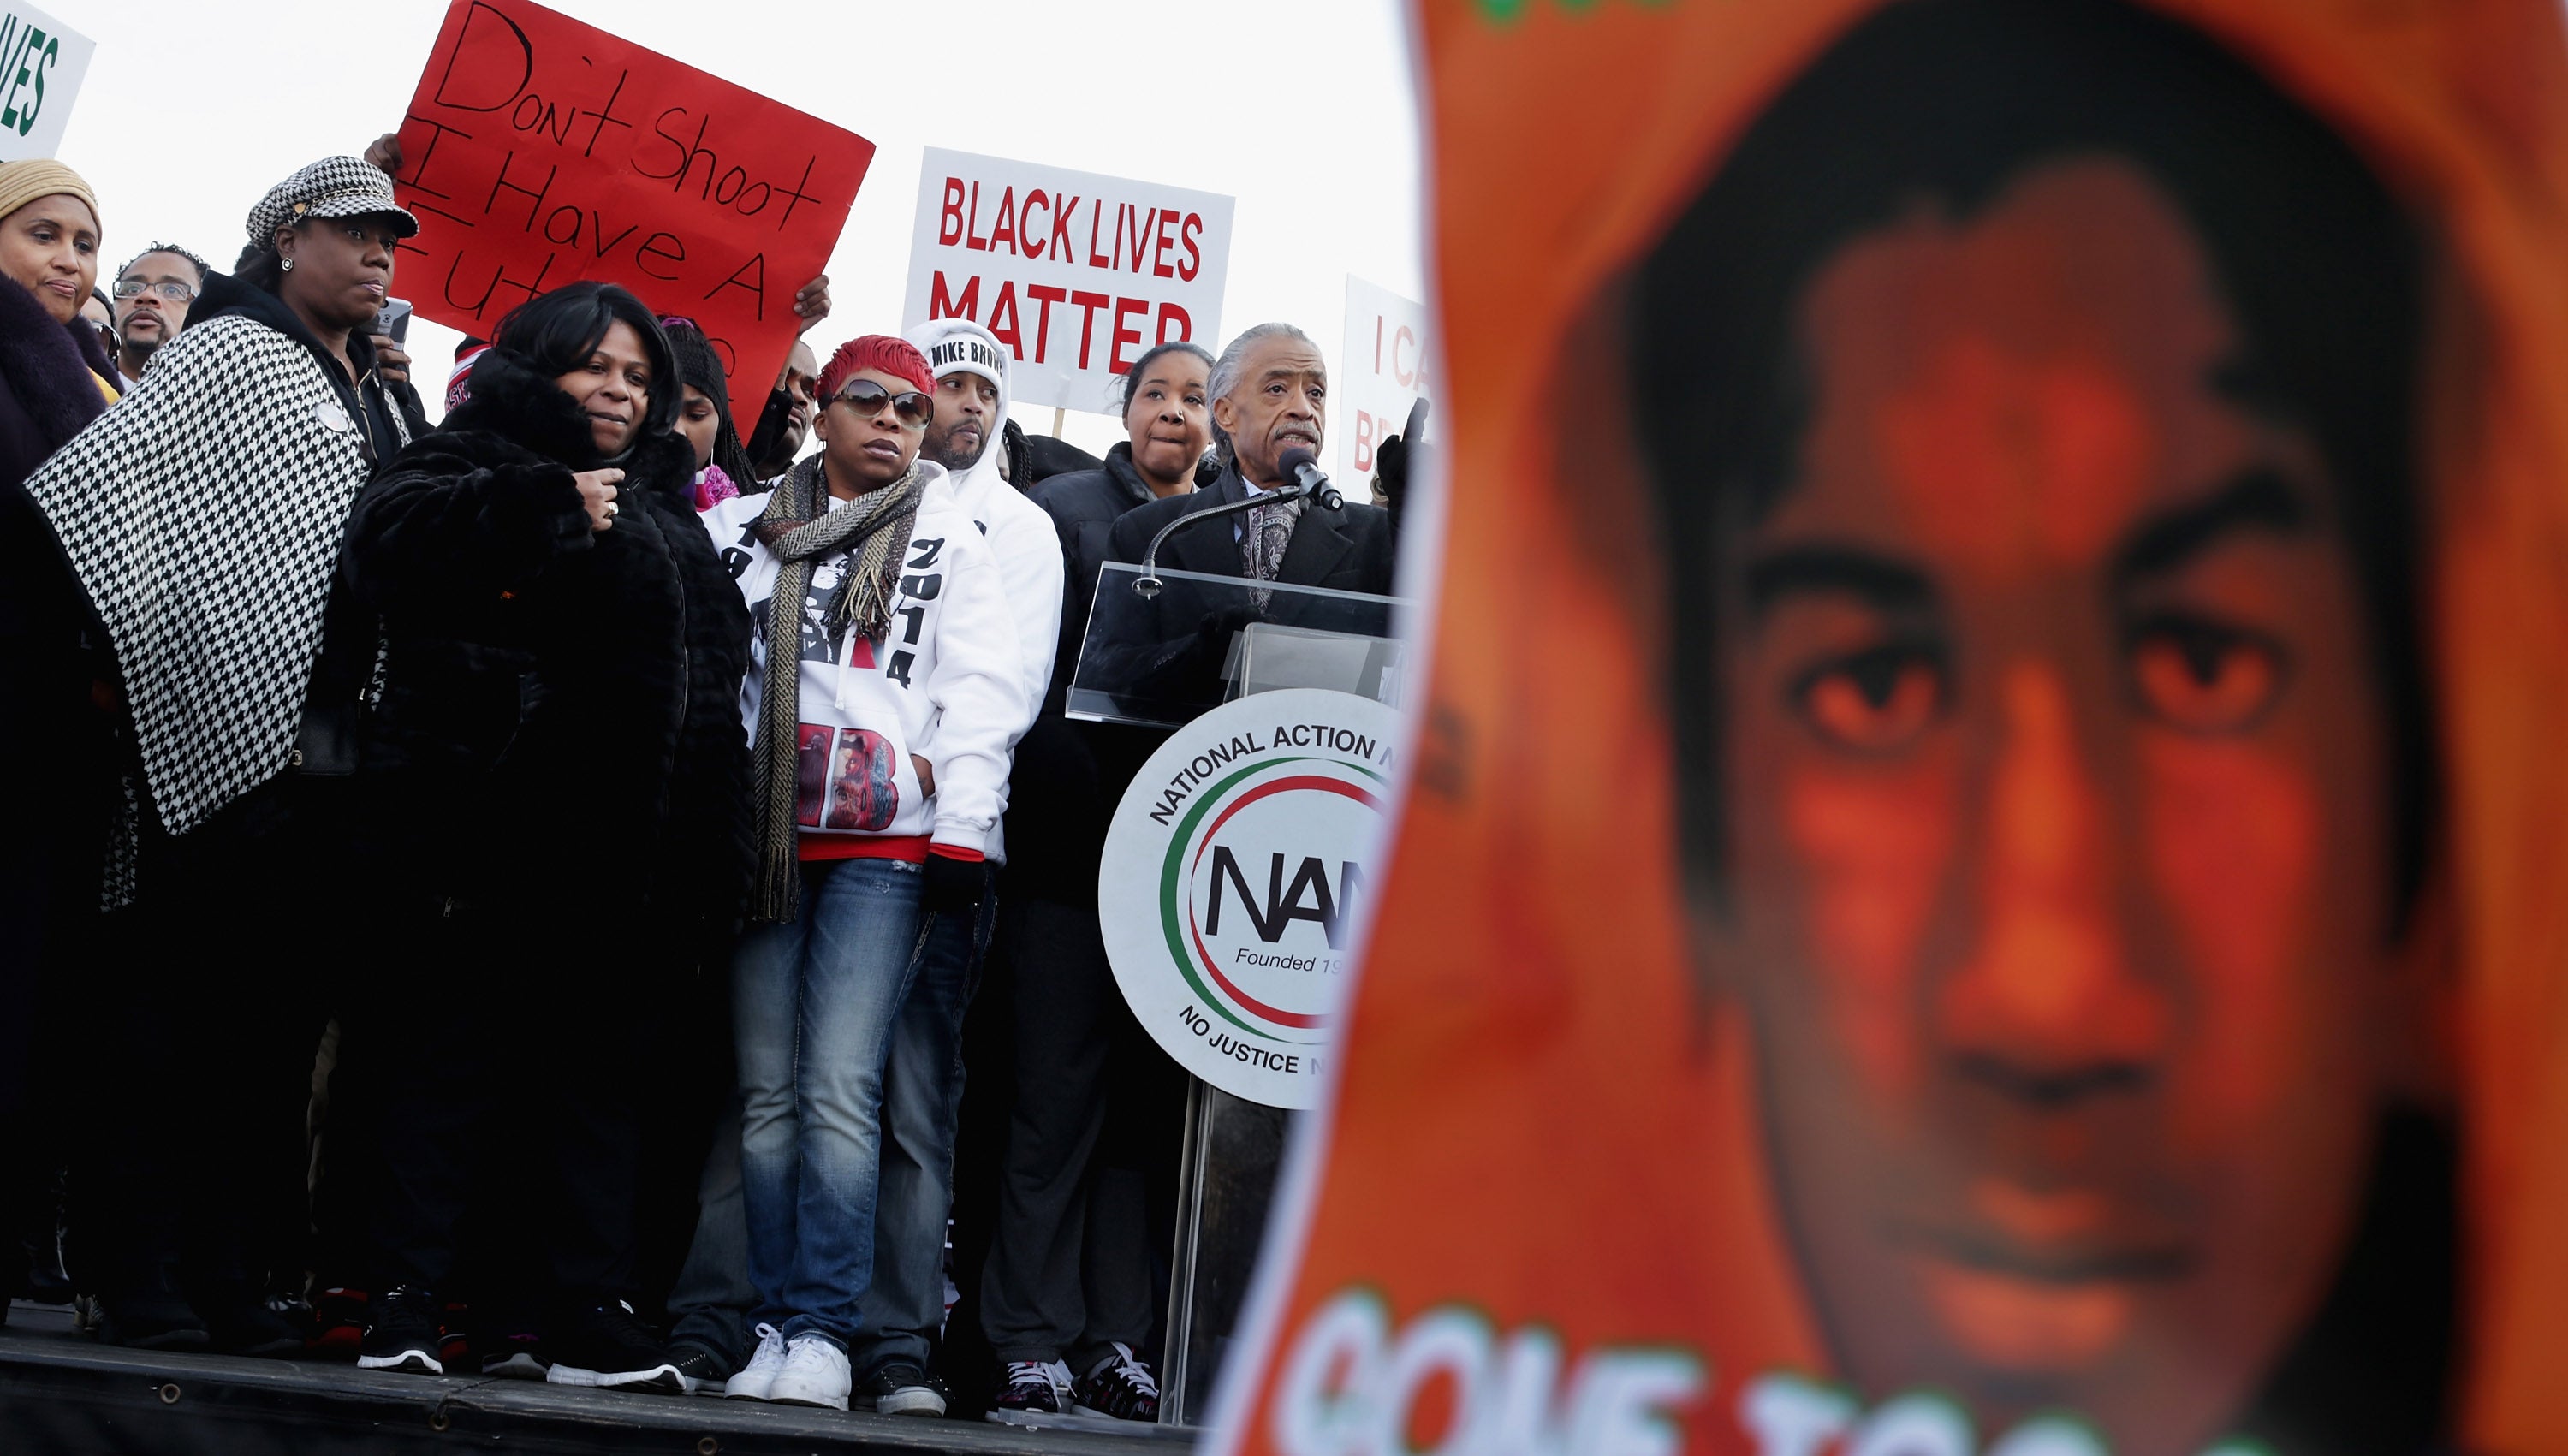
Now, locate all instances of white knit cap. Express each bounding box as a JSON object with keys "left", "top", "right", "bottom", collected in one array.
[{"left": 910, "top": 318, "right": 1008, "bottom": 389}]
